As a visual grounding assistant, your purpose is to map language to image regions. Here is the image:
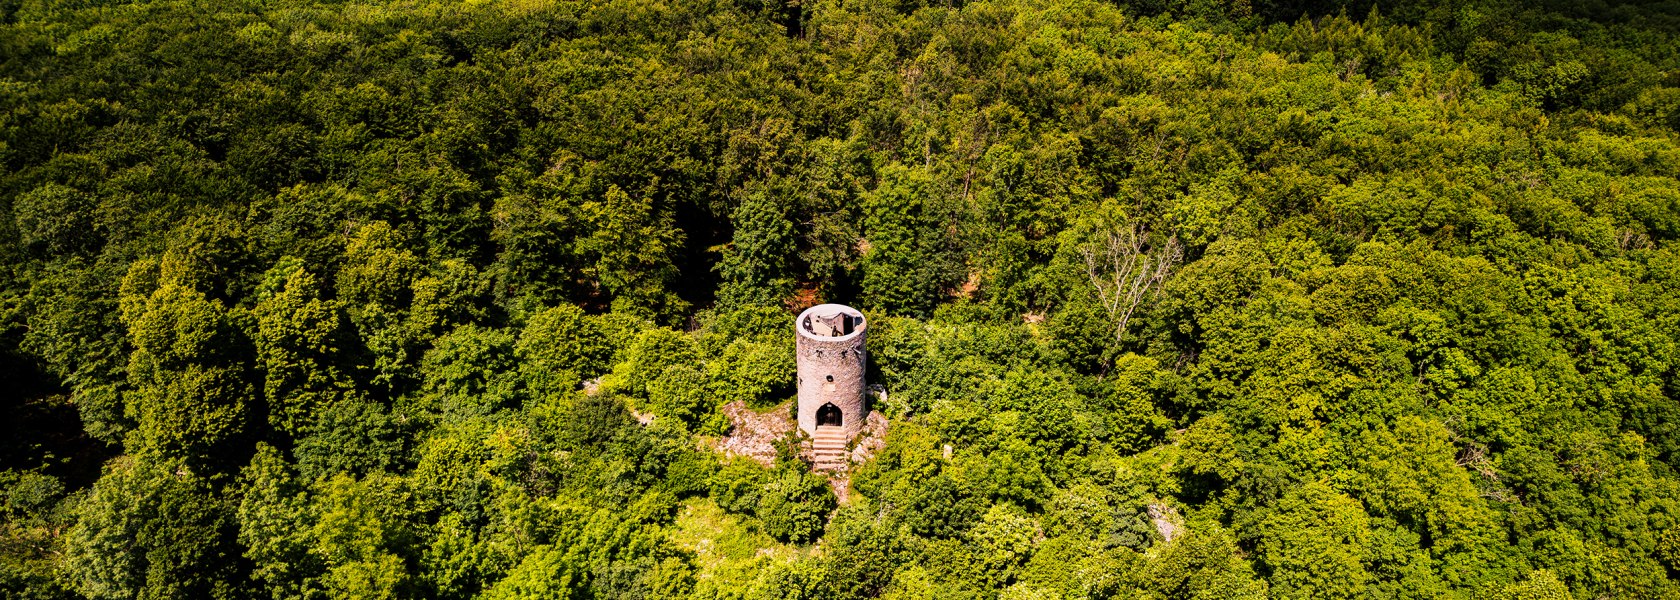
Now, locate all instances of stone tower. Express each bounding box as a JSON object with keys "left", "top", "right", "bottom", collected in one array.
[{"left": 795, "top": 304, "right": 868, "bottom": 440}]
